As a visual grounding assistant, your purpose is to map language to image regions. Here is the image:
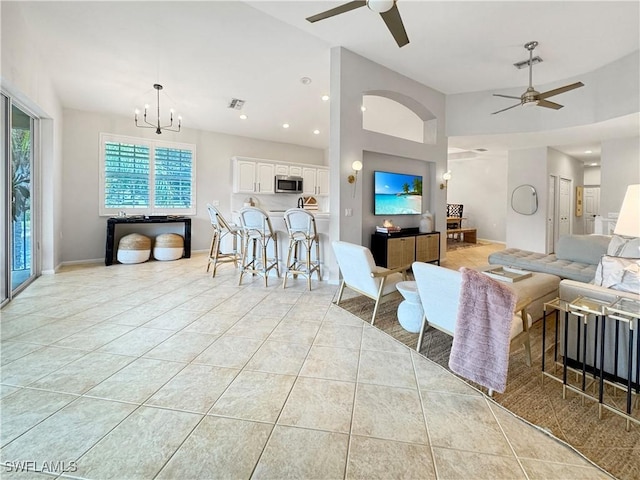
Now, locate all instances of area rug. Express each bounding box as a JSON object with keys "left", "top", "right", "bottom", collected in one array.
[
  {"left": 338, "top": 295, "right": 640, "bottom": 480},
  {"left": 446, "top": 238, "right": 490, "bottom": 251}
]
